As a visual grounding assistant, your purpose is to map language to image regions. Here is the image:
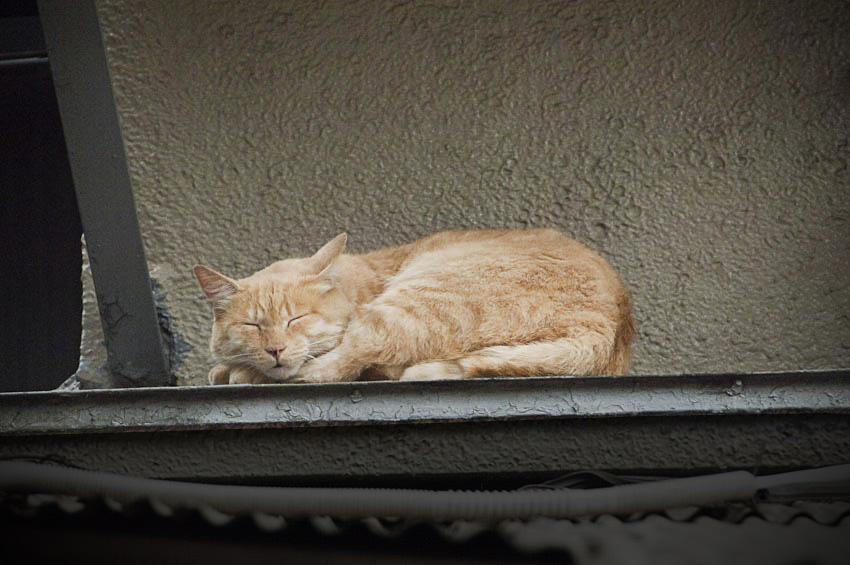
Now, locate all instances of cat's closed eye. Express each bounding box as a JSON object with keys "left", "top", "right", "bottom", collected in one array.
[
  {"left": 243, "top": 323, "right": 260, "bottom": 329},
  {"left": 287, "top": 314, "right": 307, "bottom": 327}
]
